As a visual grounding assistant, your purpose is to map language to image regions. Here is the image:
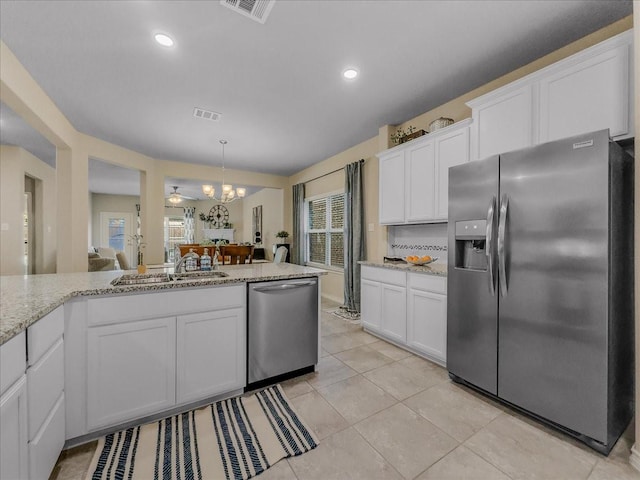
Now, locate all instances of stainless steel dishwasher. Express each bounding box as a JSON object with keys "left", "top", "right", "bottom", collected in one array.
[{"left": 247, "top": 277, "right": 318, "bottom": 389}]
